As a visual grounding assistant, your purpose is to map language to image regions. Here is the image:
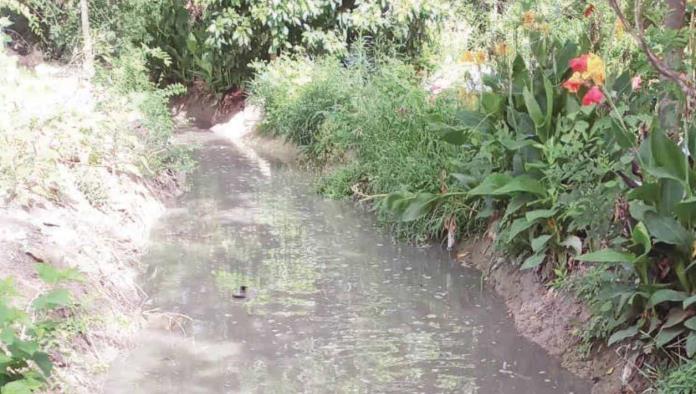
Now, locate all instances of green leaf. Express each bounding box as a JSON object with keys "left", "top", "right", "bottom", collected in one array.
[
  {"left": 481, "top": 92, "right": 504, "bottom": 117},
  {"left": 492, "top": 175, "right": 547, "bottom": 197},
  {"left": 687, "top": 332, "right": 696, "bottom": 358},
  {"left": 531, "top": 235, "right": 552, "bottom": 253},
  {"left": 560, "top": 235, "right": 582, "bottom": 255},
  {"left": 688, "top": 125, "right": 696, "bottom": 159},
  {"left": 608, "top": 323, "right": 640, "bottom": 346},
  {"left": 647, "top": 289, "right": 688, "bottom": 308},
  {"left": 520, "top": 254, "right": 545, "bottom": 270},
  {"left": 683, "top": 294, "right": 696, "bottom": 309},
  {"left": 525, "top": 209, "right": 555, "bottom": 222},
  {"left": 507, "top": 217, "right": 536, "bottom": 242},
  {"left": 1, "top": 380, "right": 33, "bottom": 394},
  {"left": 657, "top": 179, "right": 684, "bottom": 214},
  {"left": 468, "top": 173, "right": 513, "bottom": 196},
  {"left": 32, "top": 289, "right": 72, "bottom": 311},
  {"left": 685, "top": 316, "right": 696, "bottom": 331},
  {"left": 577, "top": 249, "right": 636, "bottom": 263},
  {"left": 401, "top": 193, "right": 439, "bottom": 222},
  {"left": 542, "top": 76, "right": 554, "bottom": 138},
  {"left": 654, "top": 327, "right": 684, "bottom": 348},
  {"left": 643, "top": 211, "right": 693, "bottom": 249},
  {"left": 631, "top": 222, "right": 651, "bottom": 256},
  {"left": 644, "top": 130, "right": 689, "bottom": 185},
  {"left": 35, "top": 263, "right": 83, "bottom": 285},
  {"left": 663, "top": 308, "right": 690, "bottom": 328},
  {"left": 32, "top": 351, "right": 52, "bottom": 377},
  {"left": 674, "top": 197, "right": 696, "bottom": 224},
  {"left": 523, "top": 86, "right": 544, "bottom": 129}
]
